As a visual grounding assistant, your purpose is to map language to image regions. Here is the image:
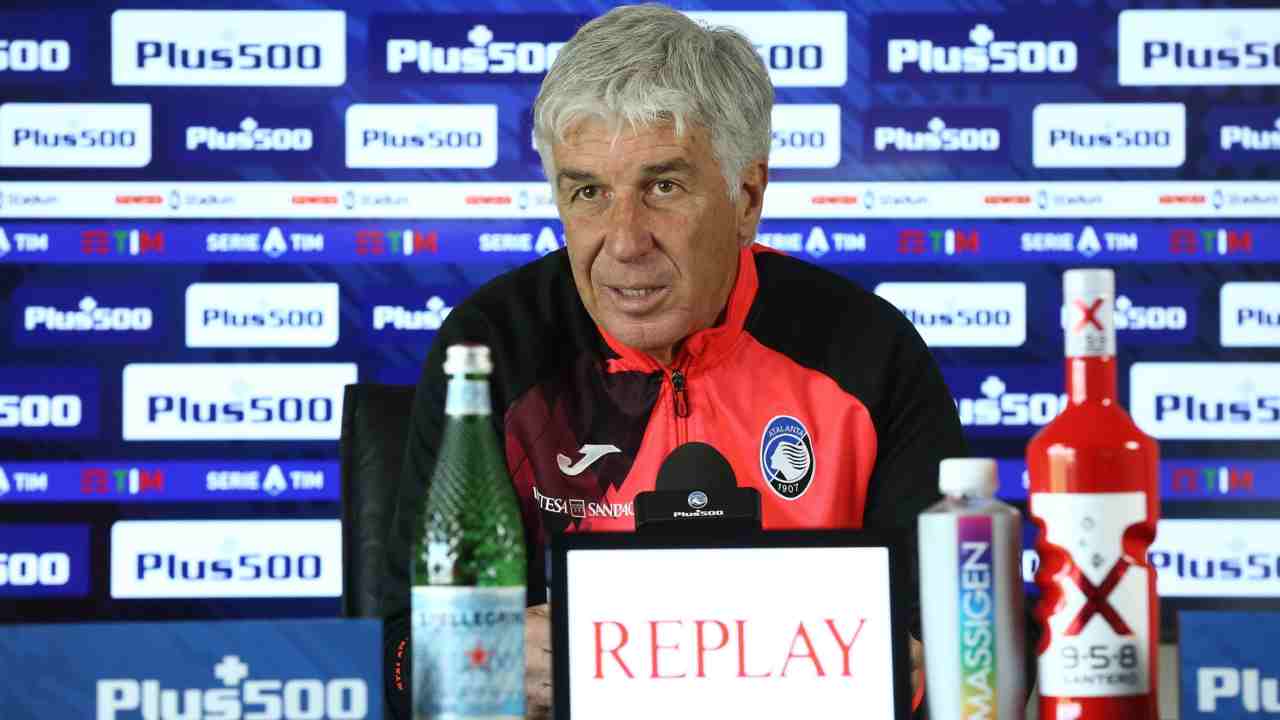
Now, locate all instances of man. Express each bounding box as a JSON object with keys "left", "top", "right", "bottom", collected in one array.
[{"left": 383, "top": 4, "right": 966, "bottom": 718}]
